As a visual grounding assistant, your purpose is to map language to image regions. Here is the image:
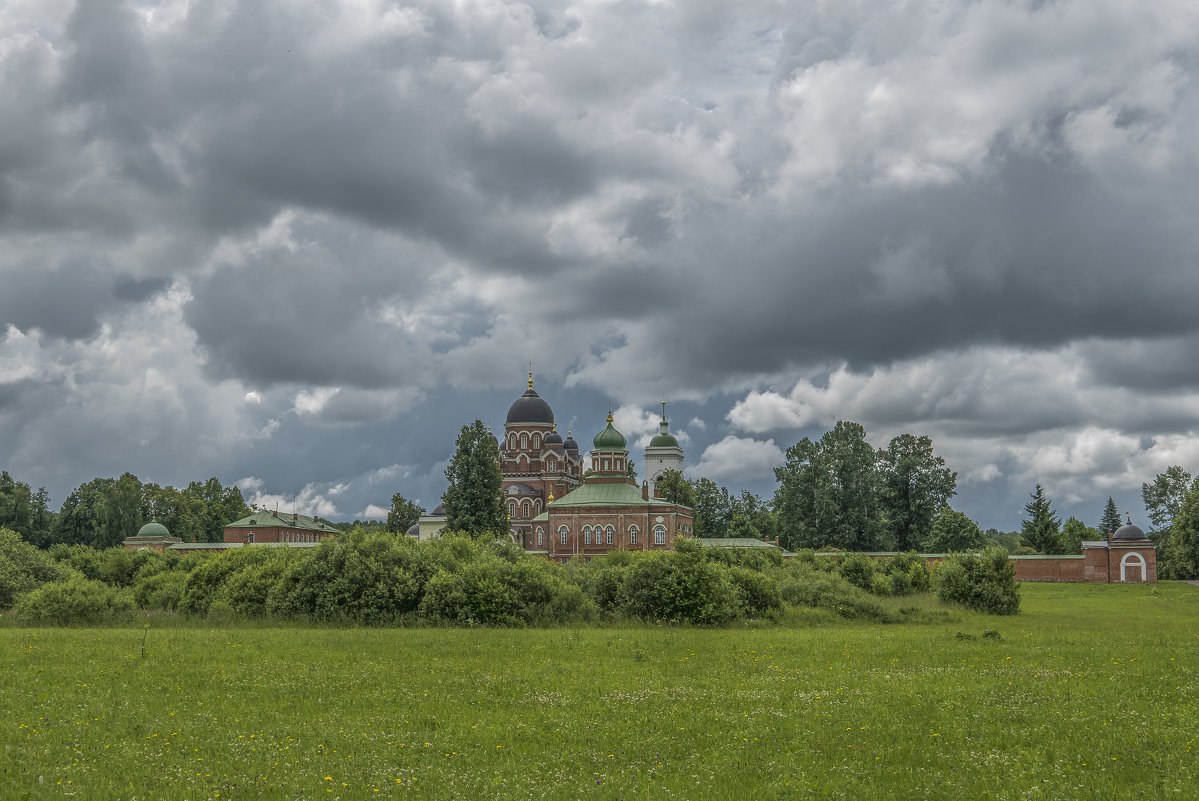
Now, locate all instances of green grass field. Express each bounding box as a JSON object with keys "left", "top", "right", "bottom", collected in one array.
[{"left": 3, "top": 583, "right": 1197, "bottom": 800}]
